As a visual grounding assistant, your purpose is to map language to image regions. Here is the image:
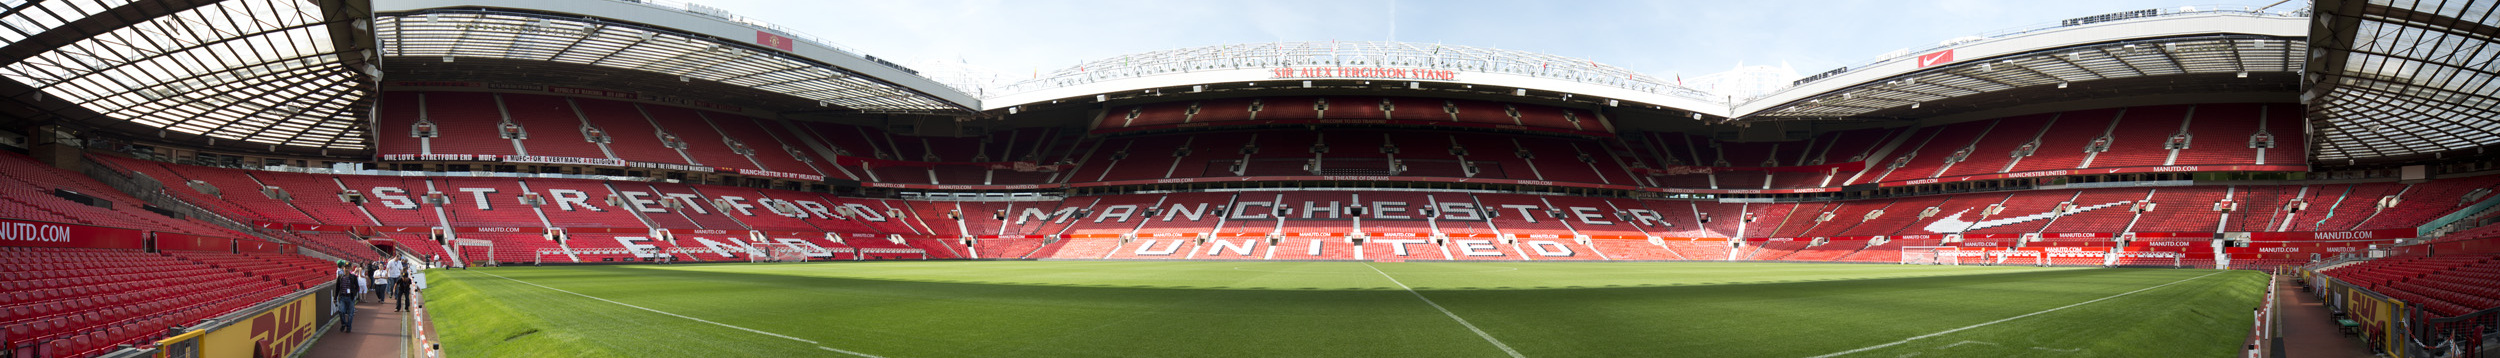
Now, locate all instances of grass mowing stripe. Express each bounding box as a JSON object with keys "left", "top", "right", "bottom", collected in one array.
[
  {"left": 474, "top": 271, "right": 886, "bottom": 358},
  {"left": 1366, "top": 263, "right": 1527, "bottom": 358},
  {"left": 1802, "top": 270, "right": 2227, "bottom": 358}
]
